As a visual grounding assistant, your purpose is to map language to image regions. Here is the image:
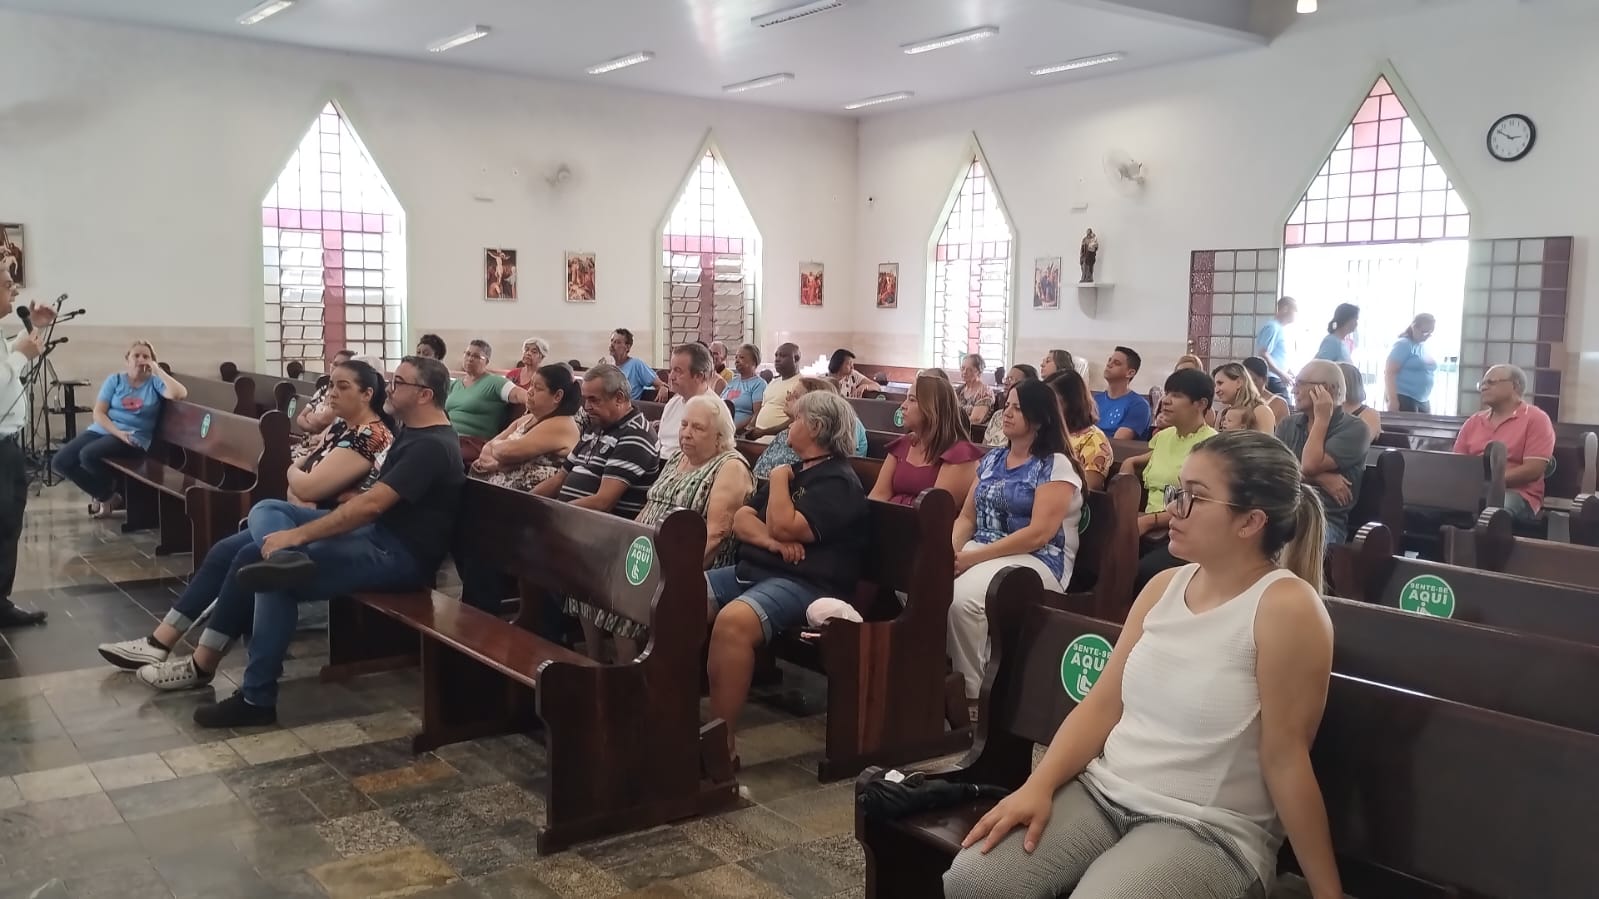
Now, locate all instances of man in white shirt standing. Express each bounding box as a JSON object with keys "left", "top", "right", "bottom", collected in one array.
[
  {"left": 657, "top": 342, "right": 718, "bottom": 456},
  {"left": 0, "top": 267, "right": 55, "bottom": 626}
]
